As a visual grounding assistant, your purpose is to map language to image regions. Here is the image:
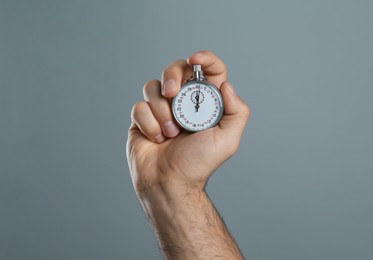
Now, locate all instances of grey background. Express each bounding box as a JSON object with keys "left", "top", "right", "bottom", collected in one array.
[{"left": 1, "top": 0, "right": 372, "bottom": 259}]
